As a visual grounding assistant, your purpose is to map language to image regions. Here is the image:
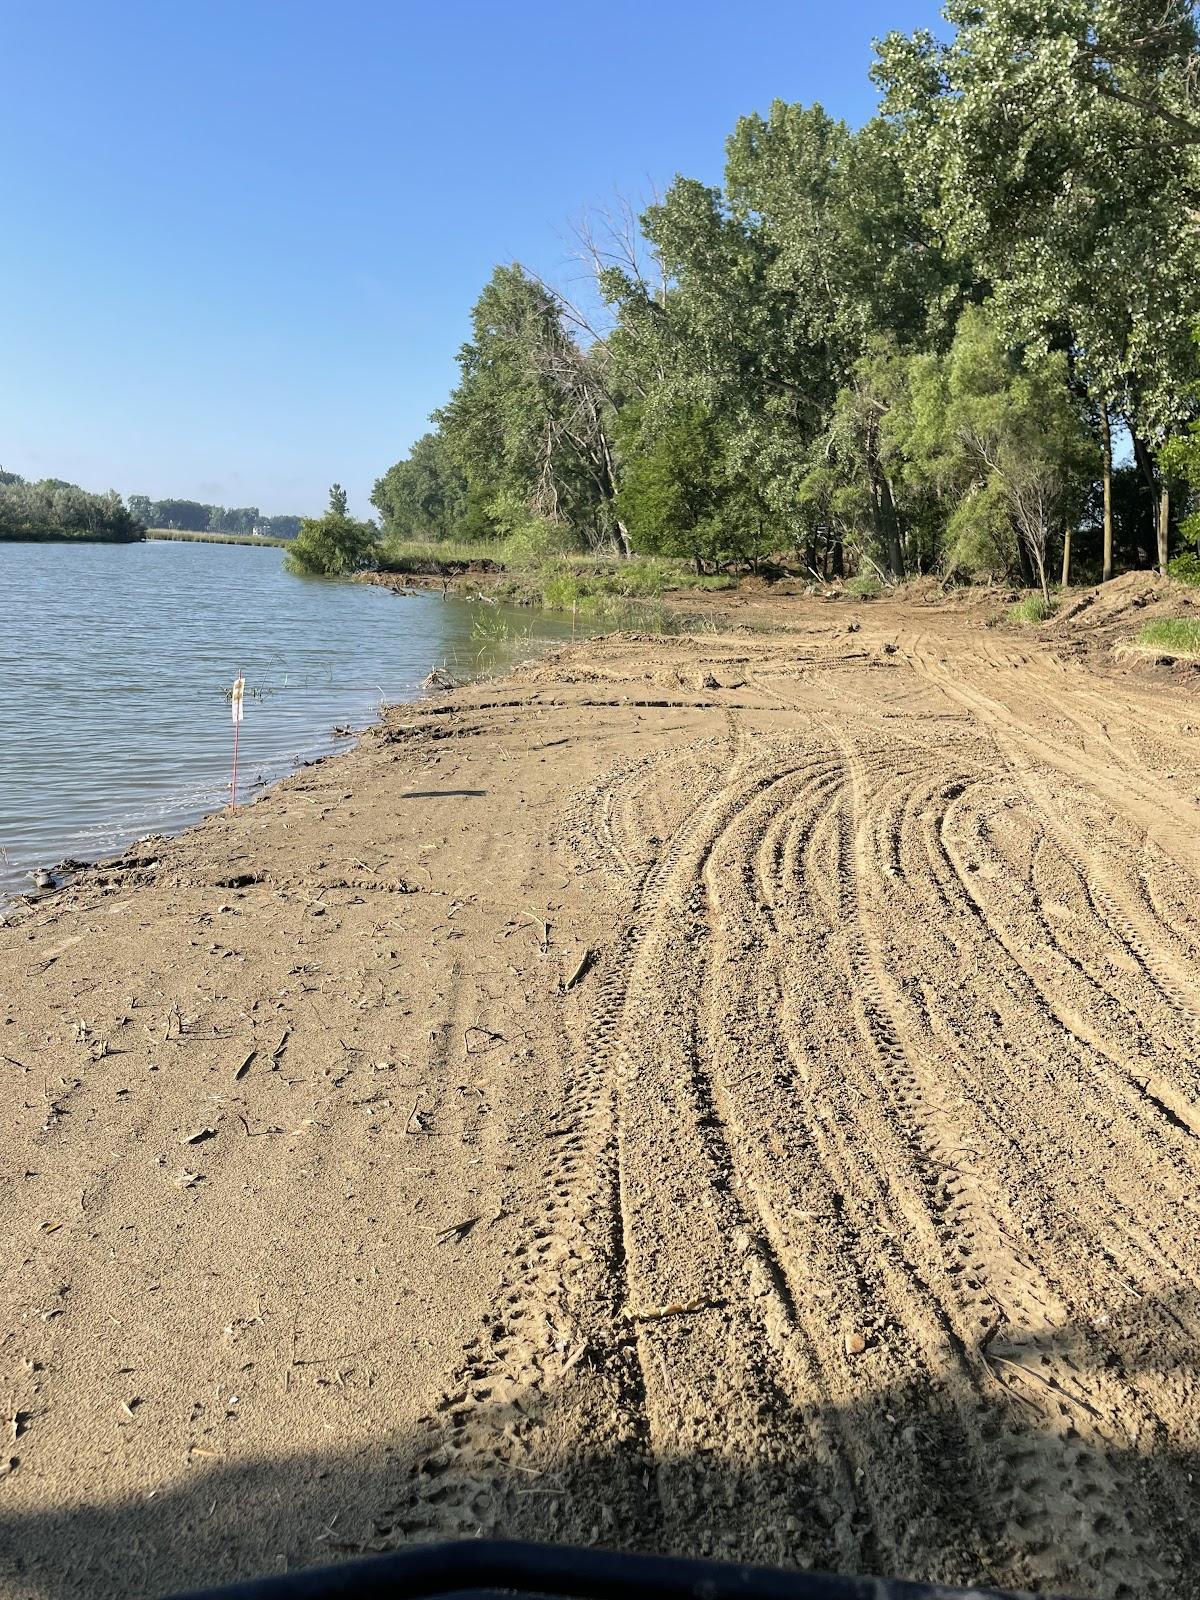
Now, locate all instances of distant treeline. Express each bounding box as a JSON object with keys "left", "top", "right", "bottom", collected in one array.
[
  {"left": 372, "top": 2, "right": 1200, "bottom": 596},
  {"left": 128, "top": 496, "right": 303, "bottom": 539},
  {"left": 0, "top": 470, "right": 143, "bottom": 542}
]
